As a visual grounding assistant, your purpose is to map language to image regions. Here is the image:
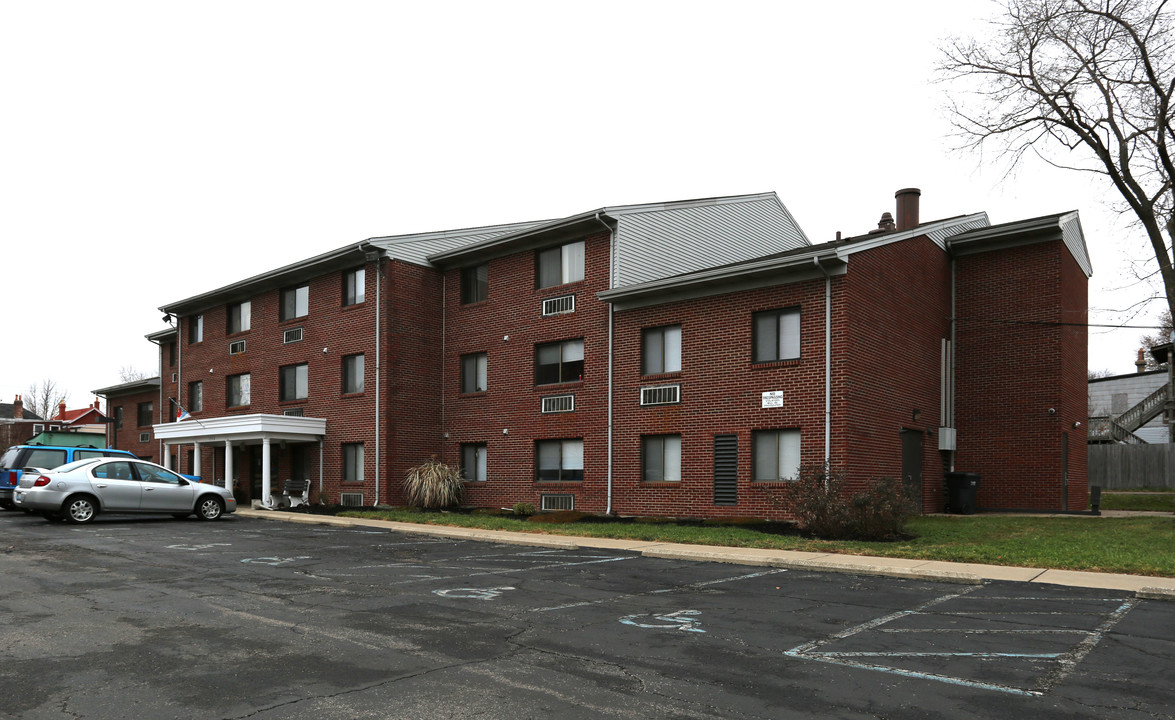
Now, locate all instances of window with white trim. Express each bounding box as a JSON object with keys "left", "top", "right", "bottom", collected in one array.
[
  {"left": 461, "top": 264, "right": 488, "bottom": 304},
  {"left": 535, "top": 339, "right": 584, "bottom": 385},
  {"left": 343, "top": 354, "right": 365, "bottom": 394},
  {"left": 344, "top": 268, "right": 365, "bottom": 306},
  {"left": 188, "top": 314, "right": 203, "bottom": 344},
  {"left": 752, "top": 429, "right": 801, "bottom": 482},
  {"left": 343, "top": 443, "right": 364, "bottom": 483},
  {"left": 461, "top": 443, "right": 487, "bottom": 482},
  {"left": 642, "top": 325, "right": 681, "bottom": 375},
  {"left": 227, "top": 301, "right": 251, "bottom": 334},
  {"left": 280, "top": 363, "right": 309, "bottom": 401},
  {"left": 188, "top": 381, "right": 203, "bottom": 412},
  {"left": 281, "top": 285, "right": 309, "bottom": 321},
  {"left": 227, "top": 373, "right": 251, "bottom": 407},
  {"left": 753, "top": 308, "right": 800, "bottom": 362},
  {"left": 461, "top": 352, "right": 487, "bottom": 393}
]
